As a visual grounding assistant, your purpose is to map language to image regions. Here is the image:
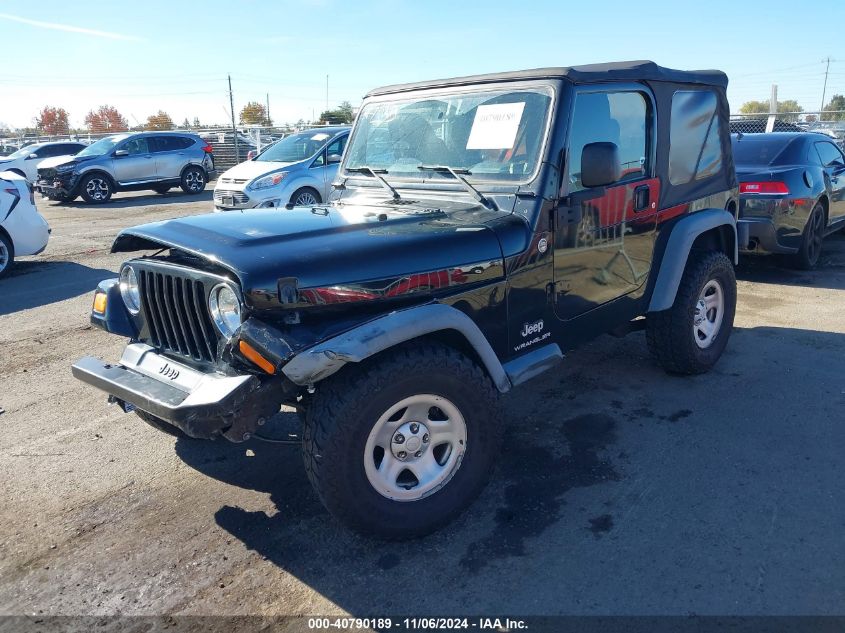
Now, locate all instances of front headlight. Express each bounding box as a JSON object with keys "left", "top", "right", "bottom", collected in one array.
[
  {"left": 55, "top": 162, "right": 76, "bottom": 173},
  {"left": 208, "top": 283, "right": 242, "bottom": 338},
  {"left": 119, "top": 265, "right": 140, "bottom": 314},
  {"left": 248, "top": 171, "right": 288, "bottom": 191}
]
